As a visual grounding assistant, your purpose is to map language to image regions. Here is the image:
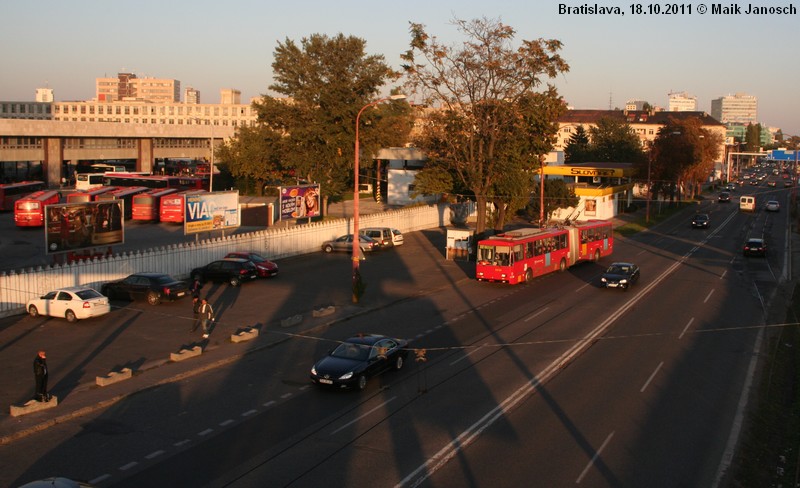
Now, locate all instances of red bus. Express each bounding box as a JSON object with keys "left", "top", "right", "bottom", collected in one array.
[
  {"left": 14, "top": 190, "right": 61, "bottom": 227},
  {"left": 67, "top": 186, "right": 118, "bottom": 203},
  {"left": 159, "top": 190, "right": 207, "bottom": 223},
  {"left": 102, "top": 174, "right": 206, "bottom": 191},
  {"left": 0, "top": 181, "right": 46, "bottom": 211},
  {"left": 476, "top": 220, "right": 613, "bottom": 284},
  {"left": 132, "top": 188, "right": 179, "bottom": 221},
  {"left": 96, "top": 186, "right": 149, "bottom": 219}
]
